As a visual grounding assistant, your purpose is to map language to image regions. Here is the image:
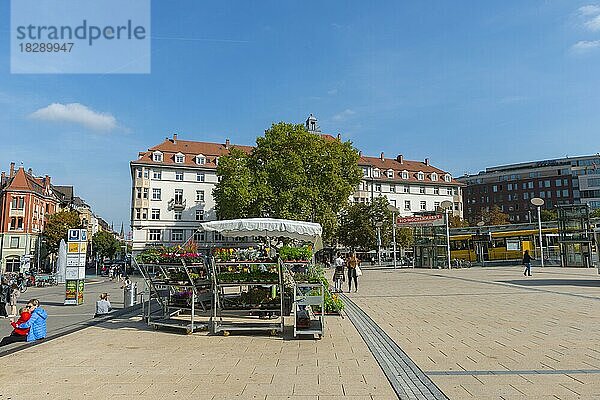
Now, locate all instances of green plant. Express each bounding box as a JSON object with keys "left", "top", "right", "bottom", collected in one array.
[{"left": 279, "top": 246, "right": 312, "bottom": 261}]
